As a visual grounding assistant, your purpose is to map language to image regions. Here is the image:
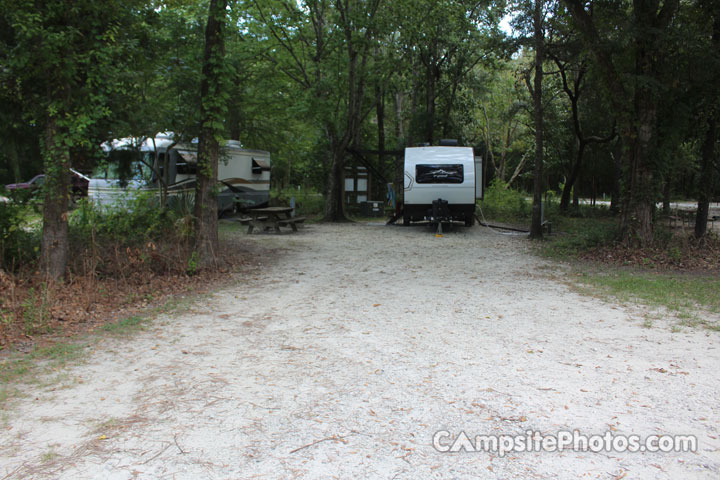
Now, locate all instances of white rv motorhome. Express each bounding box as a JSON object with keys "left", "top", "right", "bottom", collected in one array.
[
  {"left": 90, "top": 135, "right": 271, "bottom": 213},
  {"left": 157, "top": 139, "right": 271, "bottom": 213},
  {"left": 403, "top": 143, "right": 482, "bottom": 226}
]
